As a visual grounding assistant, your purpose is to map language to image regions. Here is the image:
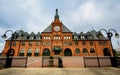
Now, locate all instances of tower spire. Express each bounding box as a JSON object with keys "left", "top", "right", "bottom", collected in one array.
[{"left": 55, "top": 9, "right": 59, "bottom": 19}]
